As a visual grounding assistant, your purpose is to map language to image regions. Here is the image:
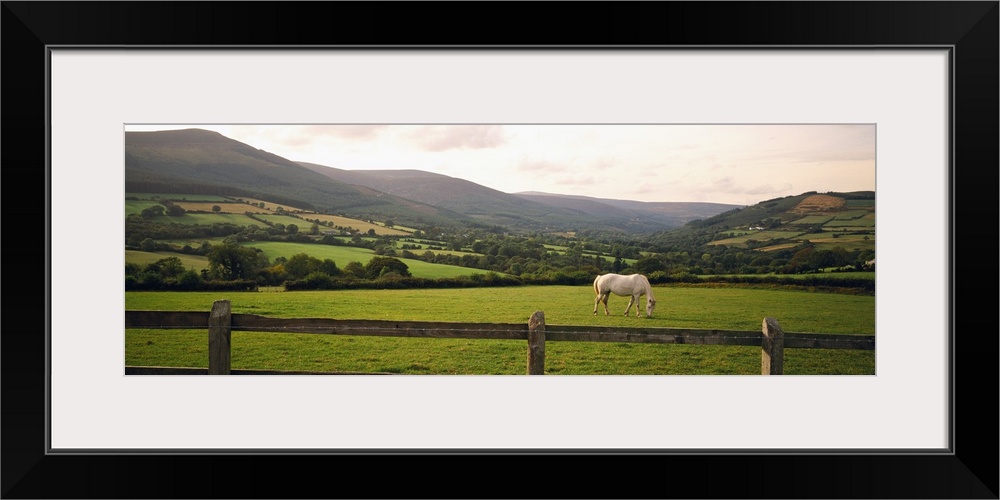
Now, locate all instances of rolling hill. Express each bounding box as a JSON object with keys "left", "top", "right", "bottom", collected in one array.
[
  {"left": 125, "top": 128, "right": 814, "bottom": 236},
  {"left": 124, "top": 129, "right": 471, "bottom": 228},
  {"left": 649, "top": 191, "right": 876, "bottom": 254}
]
